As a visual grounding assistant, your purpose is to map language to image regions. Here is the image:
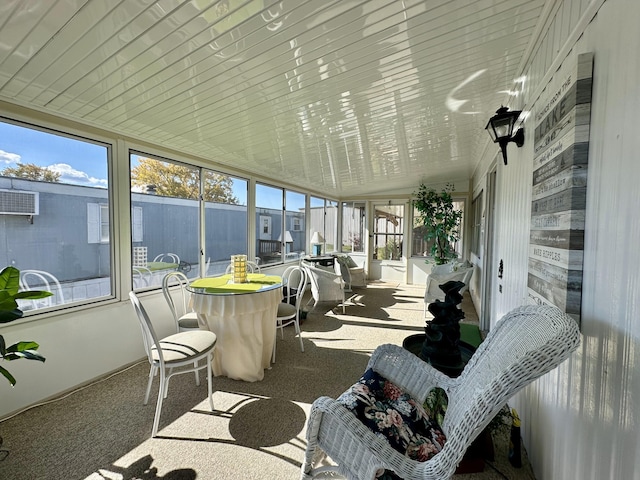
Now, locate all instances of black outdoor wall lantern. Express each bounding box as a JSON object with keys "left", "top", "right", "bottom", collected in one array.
[{"left": 485, "top": 106, "right": 525, "bottom": 165}]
